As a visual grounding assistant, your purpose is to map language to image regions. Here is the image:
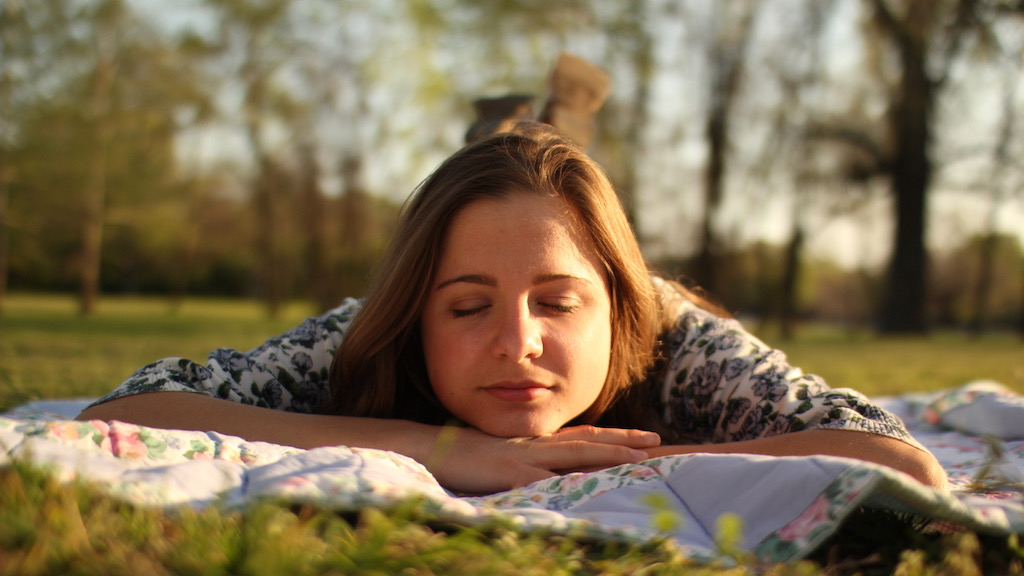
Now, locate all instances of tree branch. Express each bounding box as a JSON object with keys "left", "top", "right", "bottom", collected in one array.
[{"left": 804, "top": 123, "right": 892, "bottom": 174}]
